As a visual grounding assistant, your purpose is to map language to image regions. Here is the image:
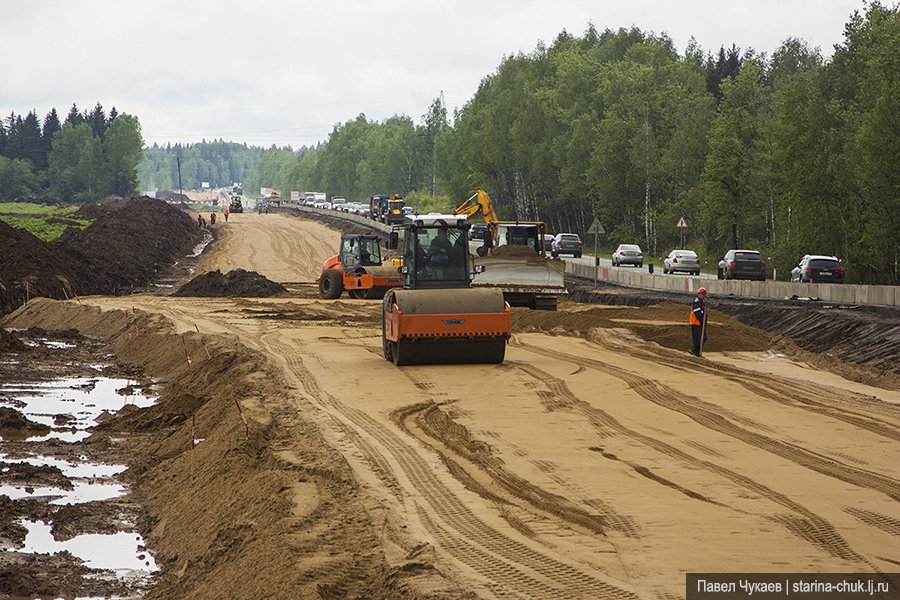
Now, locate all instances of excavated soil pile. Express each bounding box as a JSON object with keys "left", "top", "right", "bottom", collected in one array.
[
  {"left": 568, "top": 281, "right": 900, "bottom": 376},
  {"left": 719, "top": 301, "right": 900, "bottom": 375},
  {"left": 511, "top": 301, "right": 773, "bottom": 353},
  {"left": 0, "top": 197, "right": 202, "bottom": 314},
  {"left": 172, "top": 269, "right": 287, "bottom": 297}
]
